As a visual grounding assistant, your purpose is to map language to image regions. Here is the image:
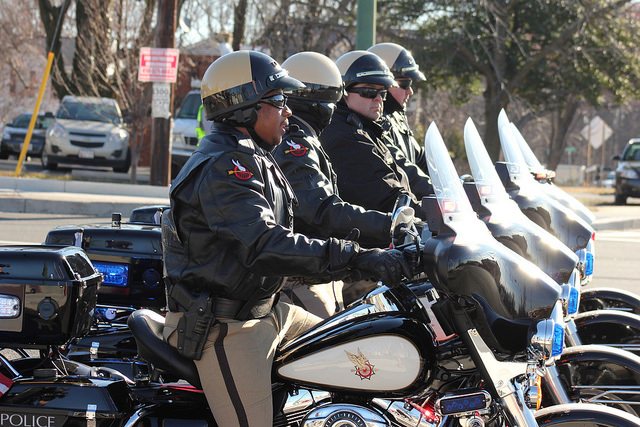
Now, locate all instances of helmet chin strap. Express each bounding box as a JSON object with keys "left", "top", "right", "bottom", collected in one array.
[
  {"left": 223, "top": 104, "right": 274, "bottom": 151},
  {"left": 244, "top": 104, "right": 275, "bottom": 152},
  {"left": 247, "top": 126, "right": 274, "bottom": 152}
]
